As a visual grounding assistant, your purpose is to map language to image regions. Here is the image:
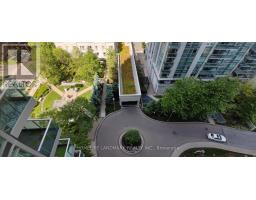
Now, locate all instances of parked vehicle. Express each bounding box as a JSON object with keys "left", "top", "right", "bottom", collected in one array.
[{"left": 207, "top": 133, "right": 227, "bottom": 143}]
